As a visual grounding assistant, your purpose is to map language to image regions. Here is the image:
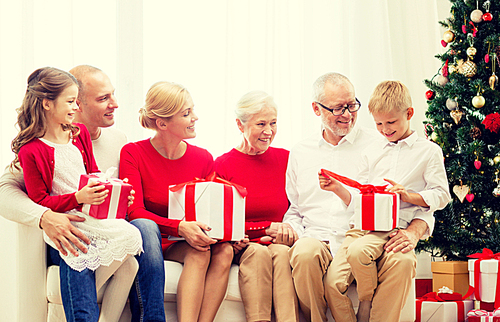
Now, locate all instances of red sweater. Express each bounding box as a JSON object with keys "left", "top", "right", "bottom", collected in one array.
[
  {"left": 119, "top": 139, "right": 214, "bottom": 251},
  {"left": 18, "top": 123, "right": 99, "bottom": 213},
  {"left": 214, "top": 147, "right": 289, "bottom": 240}
]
